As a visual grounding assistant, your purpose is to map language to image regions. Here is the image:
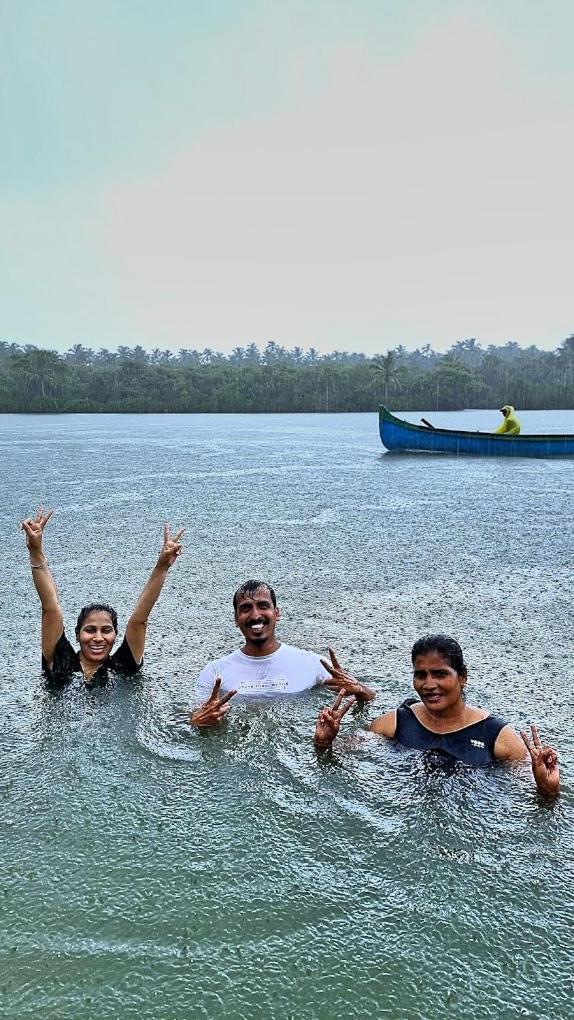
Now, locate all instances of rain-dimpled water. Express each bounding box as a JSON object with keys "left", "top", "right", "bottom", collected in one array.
[{"left": 1, "top": 411, "right": 573, "bottom": 1020}]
